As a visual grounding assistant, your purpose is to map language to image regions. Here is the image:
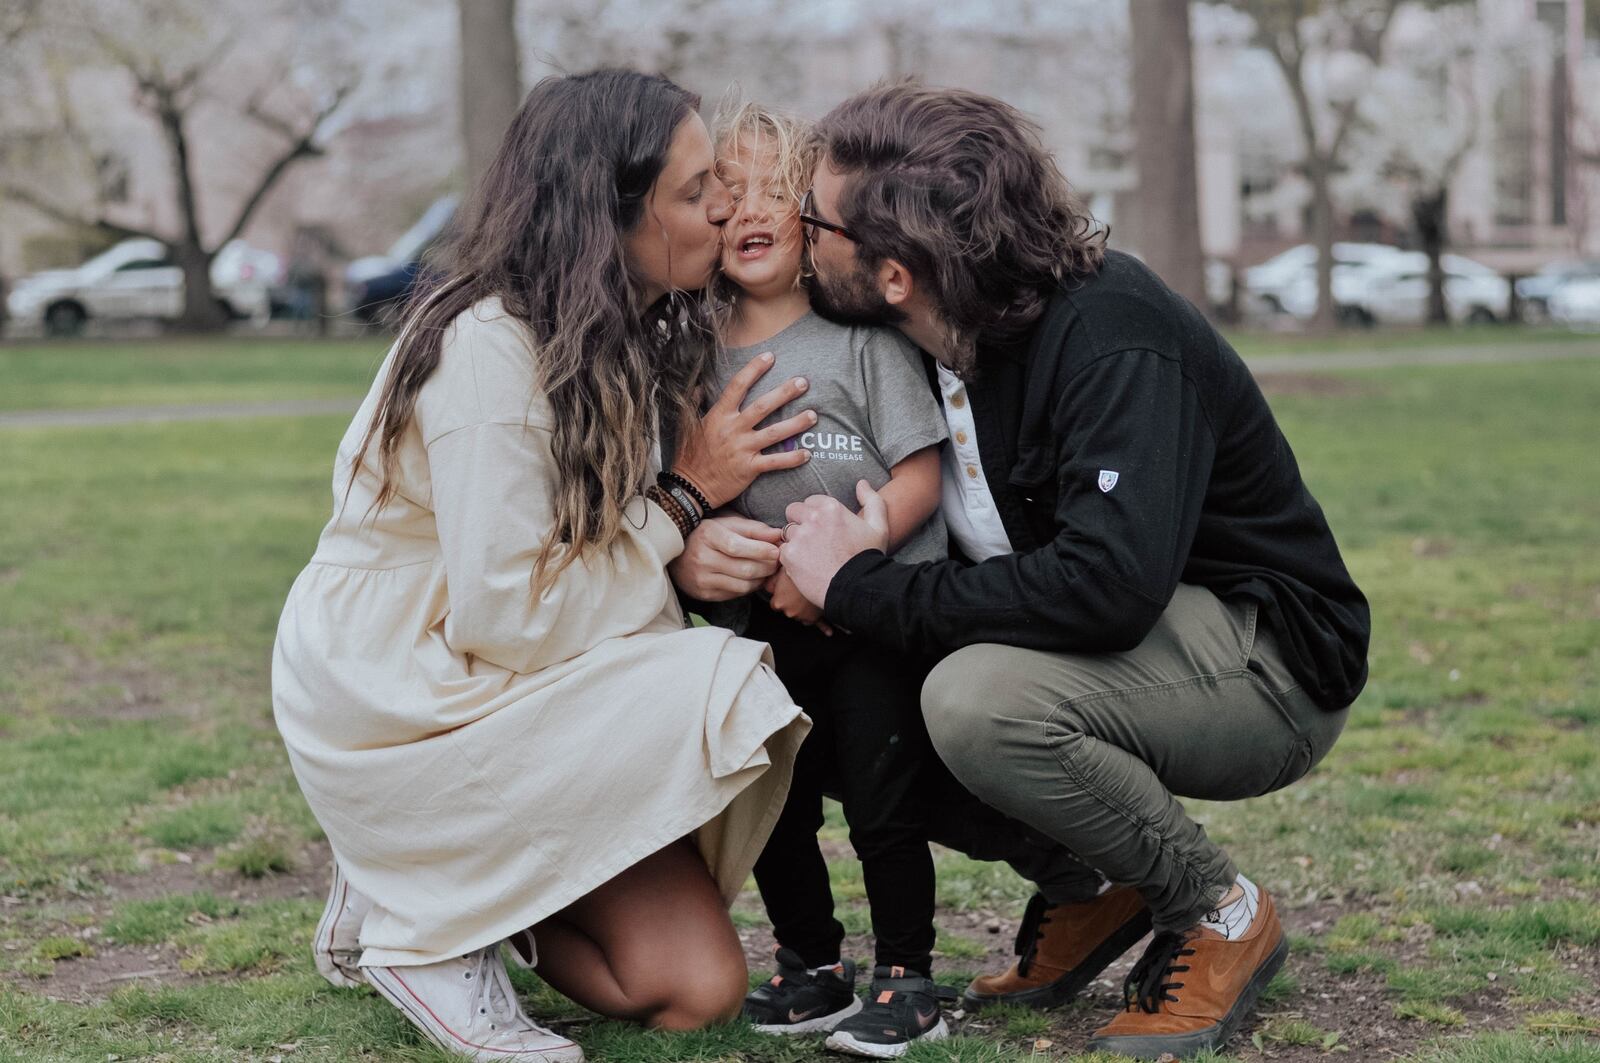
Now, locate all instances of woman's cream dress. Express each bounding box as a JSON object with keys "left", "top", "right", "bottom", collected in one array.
[{"left": 272, "top": 297, "right": 809, "bottom": 967}]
